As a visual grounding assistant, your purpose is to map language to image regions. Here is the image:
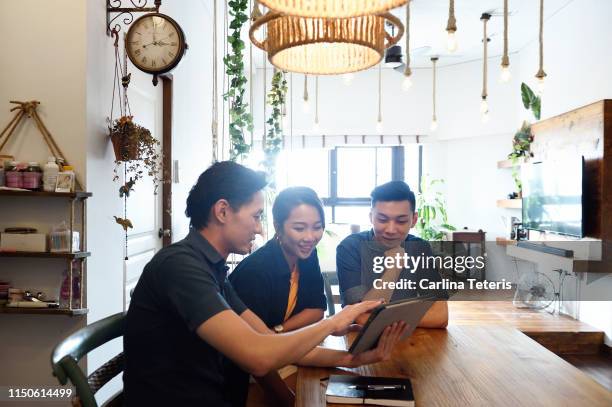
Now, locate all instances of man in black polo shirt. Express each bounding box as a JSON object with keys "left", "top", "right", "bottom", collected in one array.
[
  {"left": 124, "top": 161, "right": 407, "bottom": 406},
  {"left": 336, "top": 181, "right": 449, "bottom": 327}
]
